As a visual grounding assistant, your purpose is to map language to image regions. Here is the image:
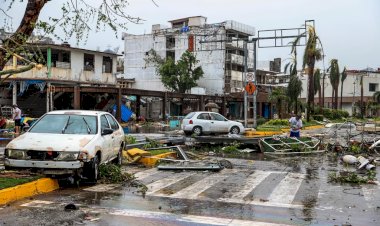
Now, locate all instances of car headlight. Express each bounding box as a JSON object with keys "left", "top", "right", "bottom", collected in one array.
[
  {"left": 54, "top": 152, "right": 79, "bottom": 161},
  {"left": 6, "top": 149, "right": 29, "bottom": 160}
]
